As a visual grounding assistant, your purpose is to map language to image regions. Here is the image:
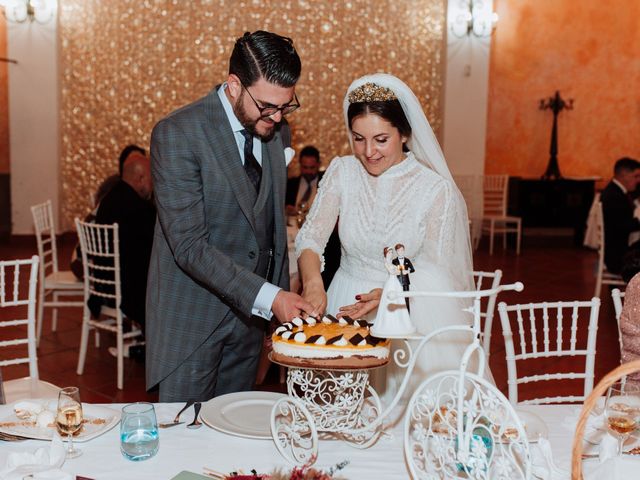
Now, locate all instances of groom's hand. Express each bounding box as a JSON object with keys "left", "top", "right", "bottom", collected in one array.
[{"left": 272, "top": 290, "right": 317, "bottom": 324}]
